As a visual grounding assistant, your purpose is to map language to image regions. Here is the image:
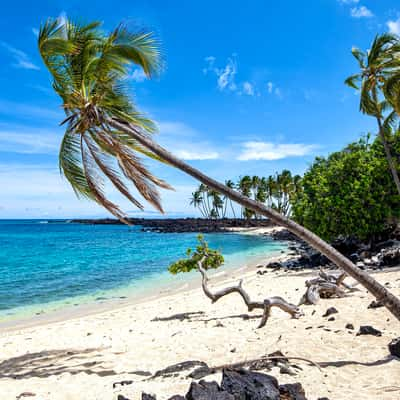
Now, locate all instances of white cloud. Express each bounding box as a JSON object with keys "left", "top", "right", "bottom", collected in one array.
[
  {"left": 350, "top": 6, "right": 373, "bottom": 18},
  {"left": 0, "top": 100, "right": 62, "bottom": 121},
  {"left": 0, "top": 163, "right": 196, "bottom": 218},
  {"left": 157, "top": 120, "right": 220, "bottom": 160},
  {"left": 174, "top": 150, "right": 219, "bottom": 160},
  {"left": 338, "top": 0, "right": 359, "bottom": 4},
  {"left": 216, "top": 58, "right": 237, "bottom": 91},
  {"left": 387, "top": 18, "right": 400, "bottom": 35},
  {"left": 0, "top": 129, "right": 60, "bottom": 154},
  {"left": 129, "top": 68, "right": 147, "bottom": 82},
  {"left": 267, "top": 82, "right": 274, "bottom": 94},
  {"left": 32, "top": 28, "right": 39, "bottom": 37},
  {"left": 0, "top": 41, "right": 40, "bottom": 70},
  {"left": 237, "top": 141, "right": 317, "bottom": 161},
  {"left": 242, "top": 81, "right": 255, "bottom": 96}
]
